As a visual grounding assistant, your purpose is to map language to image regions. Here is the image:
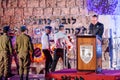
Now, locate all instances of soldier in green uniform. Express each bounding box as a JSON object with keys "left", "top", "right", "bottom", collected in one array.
[
  {"left": 16, "top": 26, "right": 34, "bottom": 80},
  {"left": 0, "top": 26, "right": 13, "bottom": 80}
]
